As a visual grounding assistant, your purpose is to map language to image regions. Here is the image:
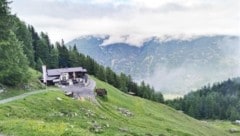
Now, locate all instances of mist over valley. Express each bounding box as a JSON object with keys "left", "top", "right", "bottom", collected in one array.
[{"left": 68, "top": 35, "right": 240, "bottom": 97}]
